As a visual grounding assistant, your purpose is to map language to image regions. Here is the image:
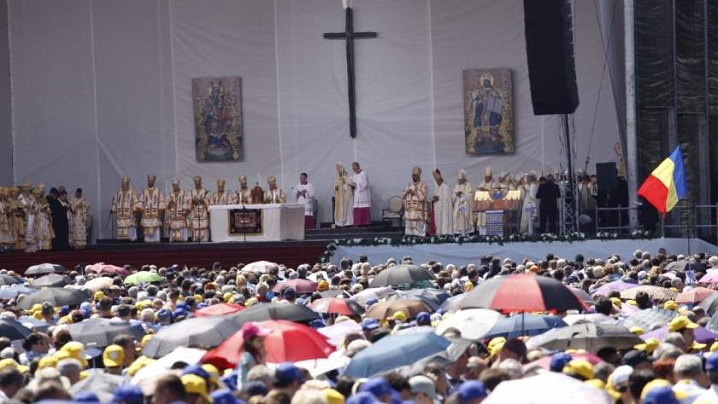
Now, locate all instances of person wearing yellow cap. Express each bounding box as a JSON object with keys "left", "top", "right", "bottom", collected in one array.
[
  {"left": 630, "top": 326, "right": 645, "bottom": 336},
  {"left": 317, "top": 280, "right": 329, "bottom": 292},
  {"left": 610, "top": 297, "right": 622, "bottom": 309},
  {"left": 201, "top": 364, "right": 220, "bottom": 392},
  {"left": 635, "top": 338, "right": 661, "bottom": 354},
  {"left": 563, "top": 359, "right": 594, "bottom": 381},
  {"left": 103, "top": 345, "right": 125, "bottom": 375},
  {"left": 182, "top": 374, "right": 213, "bottom": 404},
  {"left": 323, "top": 388, "right": 345, "bottom": 404},
  {"left": 664, "top": 300, "right": 678, "bottom": 311},
  {"left": 61, "top": 341, "right": 89, "bottom": 368},
  {"left": 641, "top": 379, "right": 688, "bottom": 404},
  {"left": 669, "top": 315, "right": 700, "bottom": 350},
  {"left": 0, "top": 358, "right": 29, "bottom": 375}
]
